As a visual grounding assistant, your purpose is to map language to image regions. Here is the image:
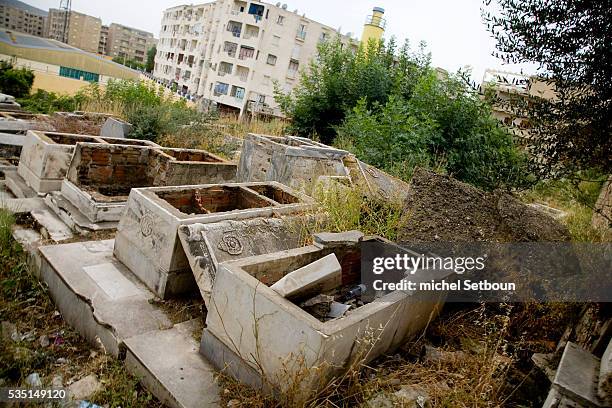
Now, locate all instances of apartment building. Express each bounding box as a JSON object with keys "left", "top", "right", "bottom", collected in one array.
[
  {"left": 99, "top": 25, "right": 109, "bottom": 55},
  {"left": 0, "top": 0, "right": 47, "bottom": 37},
  {"left": 106, "top": 23, "right": 156, "bottom": 63},
  {"left": 154, "top": 0, "right": 355, "bottom": 117},
  {"left": 46, "top": 9, "right": 101, "bottom": 54}
]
